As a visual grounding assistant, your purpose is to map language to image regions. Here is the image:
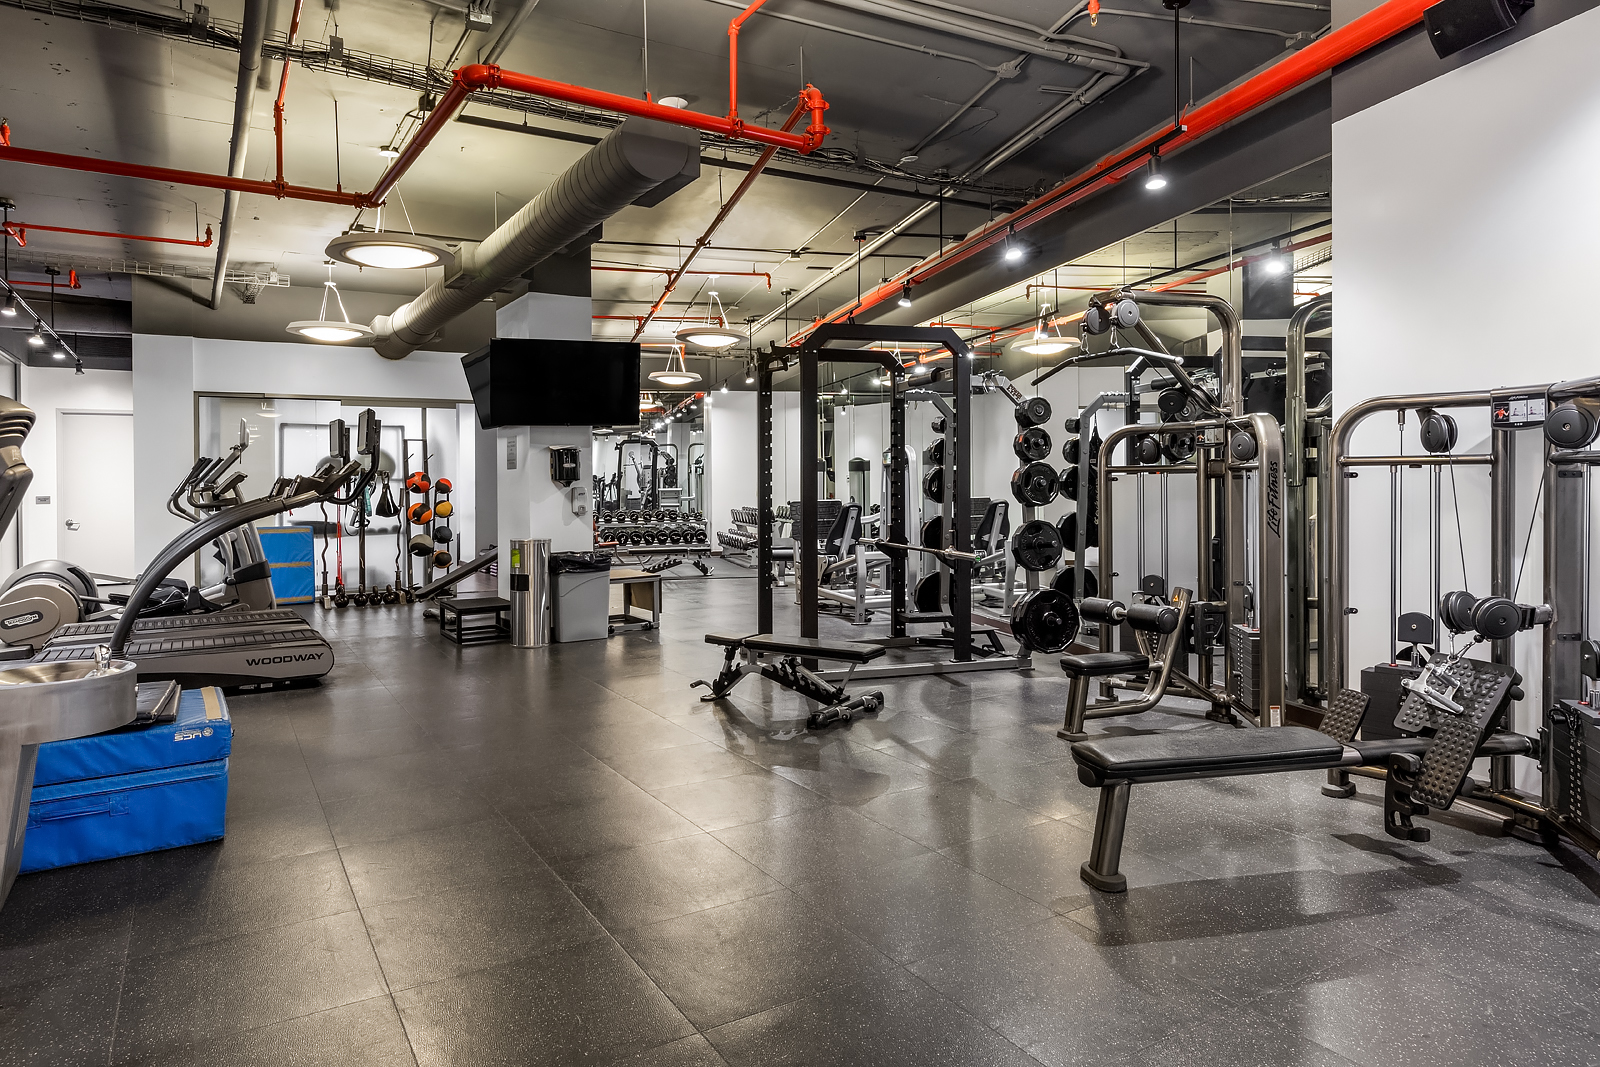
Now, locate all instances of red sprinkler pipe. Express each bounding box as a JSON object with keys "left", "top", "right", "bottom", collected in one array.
[
  {"left": 727, "top": 0, "right": 770, "bottom": 125},
  {"left": 630, "top": 97, "right": 809, "bottom": 340},
  {"left": 0, "top": 141, "right": 368, "bottom": 207},
  {"left": 7, "top": 221, "right": 214, "bottom": 248},
  {"left": 273, "top": 0, "right": 307, "bottom": 190},
  {"left": 366, "top": 65, "right": 828, "bottom": 208},
  {"left": 790, "top": 0, "right": 1430, "bottom": 344},
  {"left": 10, "top": 269, "right": 80, "bottom": 289}
]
